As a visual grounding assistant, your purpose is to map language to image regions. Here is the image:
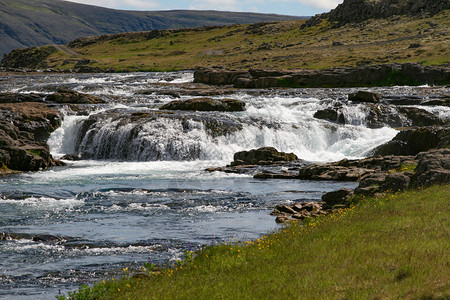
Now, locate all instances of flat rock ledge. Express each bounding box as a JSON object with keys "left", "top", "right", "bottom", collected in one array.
[
  {"left": 206, "top": 147, "right": 301, "bottom": 175},
  {"left": 160, "top": 97, "right": 245, "bottom": 112},
  {"left": 194, "top": 63, "right": 450, "bottom": 88}
]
